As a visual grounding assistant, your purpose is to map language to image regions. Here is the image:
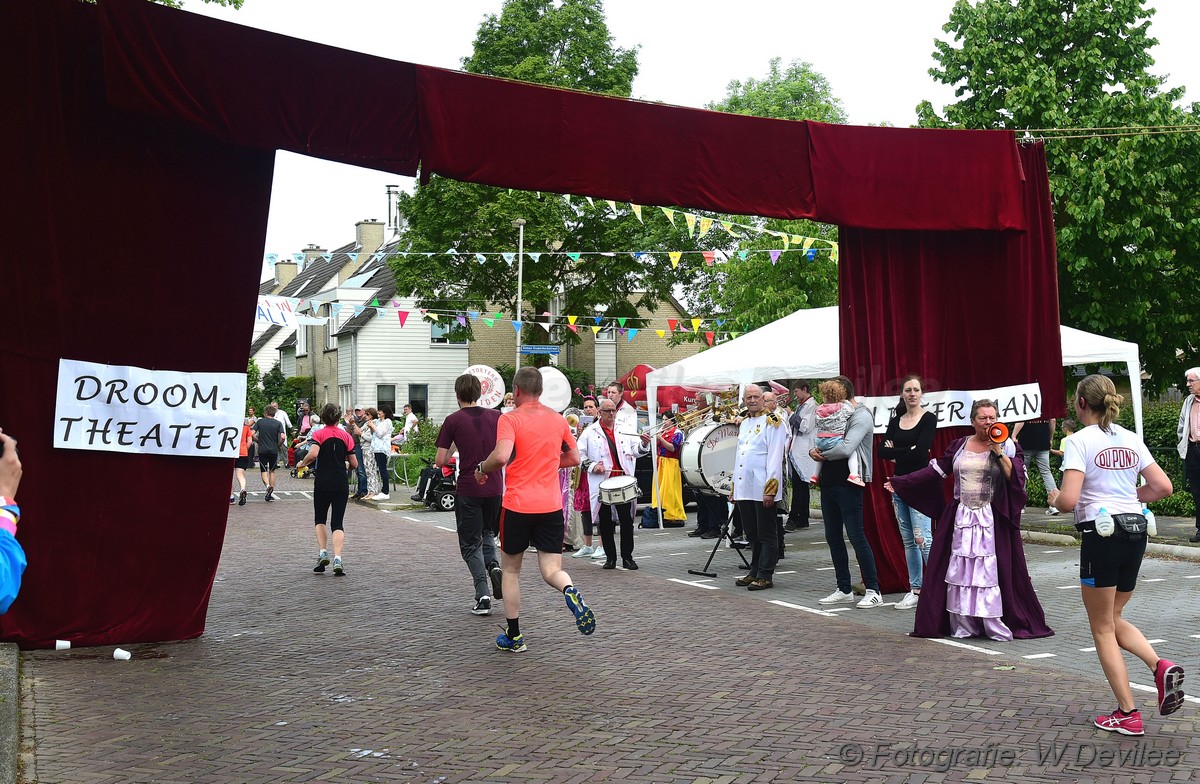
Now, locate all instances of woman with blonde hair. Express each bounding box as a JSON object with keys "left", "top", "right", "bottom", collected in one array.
[{"left": 1049, "top": 375, "right": 1180, "bottom": 736}]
